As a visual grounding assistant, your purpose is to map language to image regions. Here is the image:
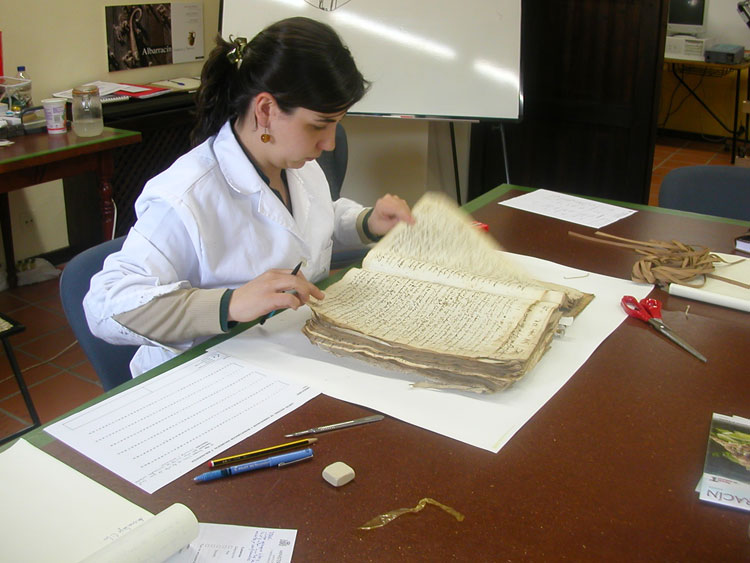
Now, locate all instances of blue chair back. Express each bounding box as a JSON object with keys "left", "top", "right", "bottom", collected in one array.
[
  {"left": 60, "top": 237, "right": 138, "bottom": 391},
  {"left": 317, "top": 122, "right": 349, "bottom": 200},
  {"left": 318, "top": 122, "right": 370, "bottom": 268},
  {"left": 658, "top": 165, "right": 750, "bottom": 221}
]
